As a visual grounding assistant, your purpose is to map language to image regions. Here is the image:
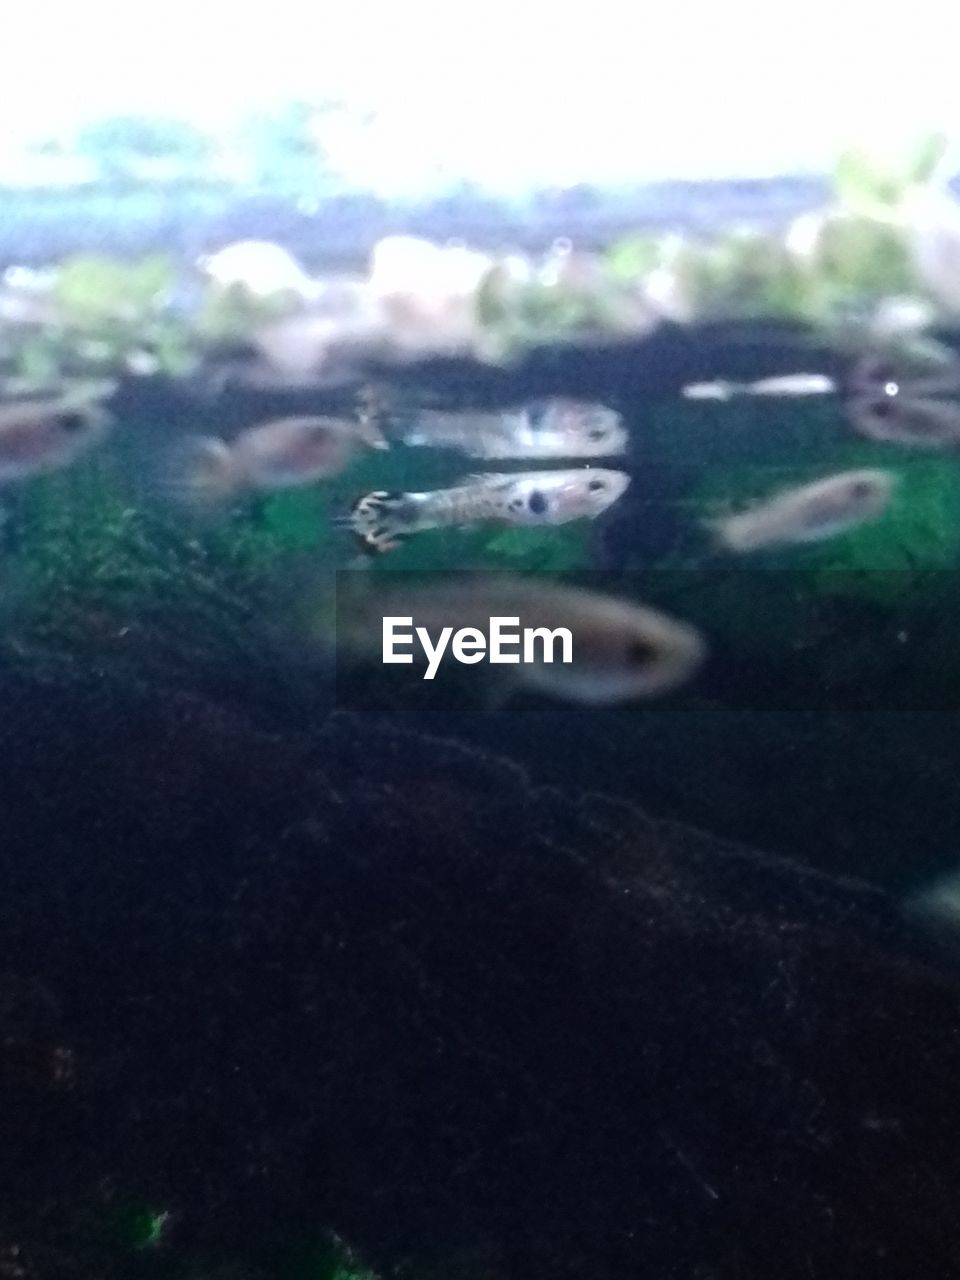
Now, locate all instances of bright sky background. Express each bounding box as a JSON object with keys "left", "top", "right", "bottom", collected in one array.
[{"left": 2, "top": 0, "right": 957, "bottom": 192}]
